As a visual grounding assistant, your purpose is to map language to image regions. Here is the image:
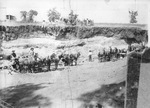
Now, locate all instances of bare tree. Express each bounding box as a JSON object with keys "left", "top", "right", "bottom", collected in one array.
[
  {"left": 20, "top": 11, "right": 27, "bottom": 22},
  {"left": 129, "top": 11, "right": 138, "bottom": 23}
]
